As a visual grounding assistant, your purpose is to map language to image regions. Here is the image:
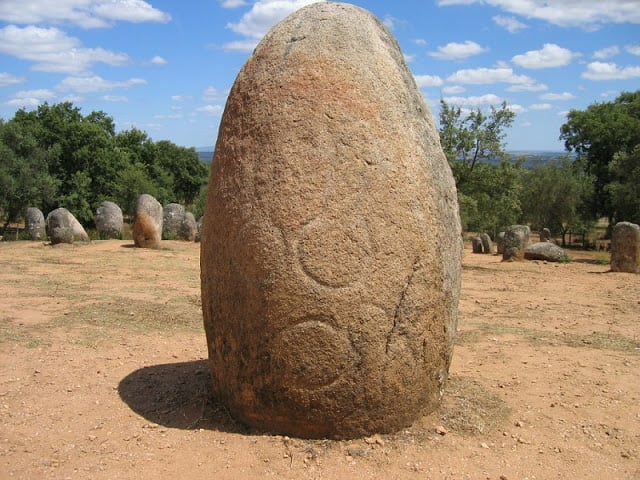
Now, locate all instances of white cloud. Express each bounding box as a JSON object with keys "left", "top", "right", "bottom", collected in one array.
[
  {"left": 0, "top": 25, "right": 129, "bottom": 75},
  {"left": 56, "top": 75, "right": 146, "bottom": 93},
  {"left": 446, "top": 67, "right": 535, "bottom": 85},
  {"left": 428, "top": 41, "right": 488, "bottom": 60},
  {"left": 493, "top": 15, "right": 527, "bottom": 32},
  {"left": 530, "top": 103, "right": 552, "bottom": 110},
  {"left": 436, "top": 0, "right": 640, "bottom": 28},
  {"left": 593, "top": 46, "right": 620, "bottom": 59},
  {"left": 224, "top": 0, "right": 325, "bottom": 51},
  {"left": 150, "top": 55, "right": 168, "bottom": 65},
  {"left": 508, "top": 104, "right": 526, "bottom": 113},
  {"left": 0, "top": 0, "right": 171, "bottom": 29},
  {"left": 383, "top": 15, "right": 403, "bottom": 31},
  {"left": 511, "top": 43, "right": 579, "bottom": 69},
  {"left": 221, "top": 0, "right": 247, "bottom": 7},
  {"left": 443, "top": 93, "right": 504, "bottom": 106},
  {"left": 539, "top": 92, "right": 576, "bottom": 101},
  {"left": 196, "top": 105, "right": 224, "bottom": 116},
  {"left": 171, "top": 95, "right": 192, "bottom": 102},
  {"left": 442, "top": 85, "right": 465, "bottom": 94},
  {"left": 6, "top": 88, "right": 56, "bottom": 107},
  {"left": 414, "top": 38, "right": 427, "bottom": 46},
  {"left": 581, "top": 61, "right": 640, "bottom": 80},
  {"left": 414, "top": 75, "right": 443, "bottom": 88},
  {"left": 103, "top": 95, "right": 128, "bottom": 102},
  {"left": 625, "top": 44, "right": 640, "bottom": 56},
  {"left": 203, "top": 86, "right": 227, "bottom": 102},
  {"left": 507, "top": 82, "right": 548, "bottom": 92},
  {"left": 404, "top": 53, "right": 416, "bottom": 63},
  {"left": 0, "top": 72, "right": 26, "bottom": 87}
]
